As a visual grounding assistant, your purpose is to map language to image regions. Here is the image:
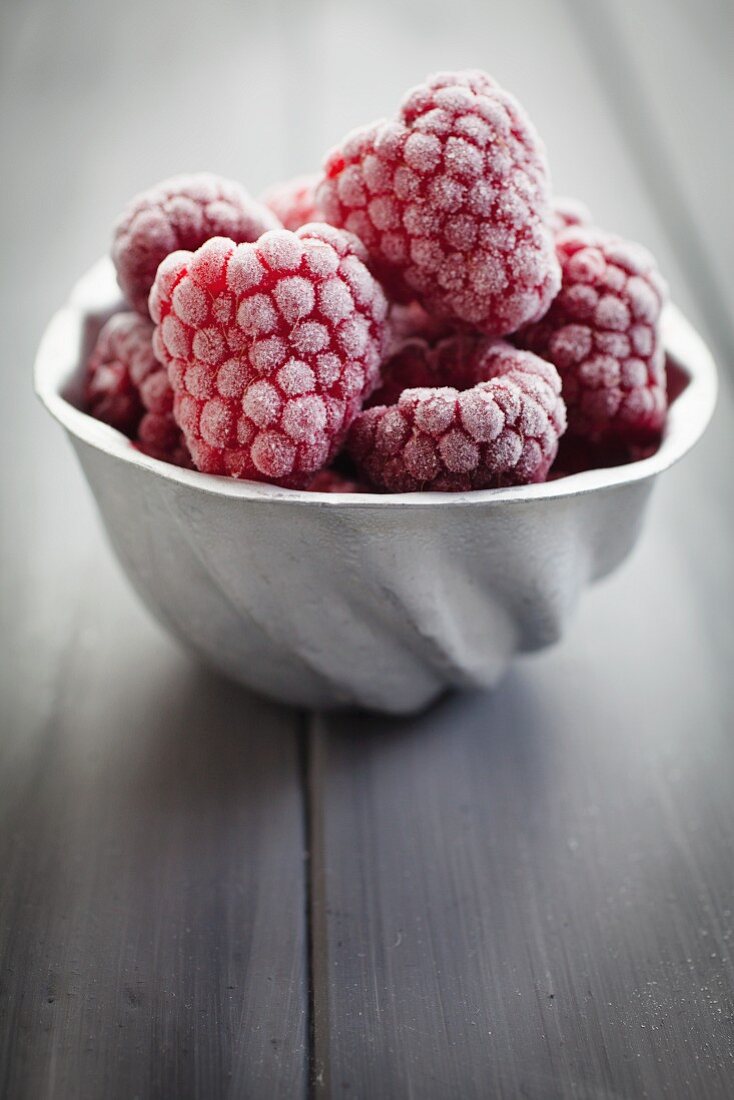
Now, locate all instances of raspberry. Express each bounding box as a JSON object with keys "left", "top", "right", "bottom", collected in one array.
[
  {"left": 149, "top": 225, "right": 389, "bottom": 487},
  {"left": 260, "top": 174, "right": 323, "bottom": 232},
  {"left": 112, "top": 173, "right": 280, "bottom": 315},
  {"left": 317, "top": 69, "right": 560, "bottom": 336},
  {"left": 387, "top": 301, "right": 456, "bottom": 351},
  {"left": 86, "top": 313, "right": 147, "bottom": 434},
  {"left": 548, "top": 434, "right": 651, "bottom": 480},
  {"left": 306, "top": 468, "right": 367, "bottom": 493},
  {"left": 517, "top": 226, "right": 668, "bottom": 444},
  {"left": 86, "top": 312, "right": 190, "bottom": 465},
  {"left": 369, "top": 330, "right": 494, "bottom": 408},
  {"left": 348, "top": 342, "right": 566, "bottom": 492},
  {"left": 549, "top": 196, "right": 592, "bottom": 235},
  {"left": 136, "top": 373, "right": 192, "bottom": 468}
]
